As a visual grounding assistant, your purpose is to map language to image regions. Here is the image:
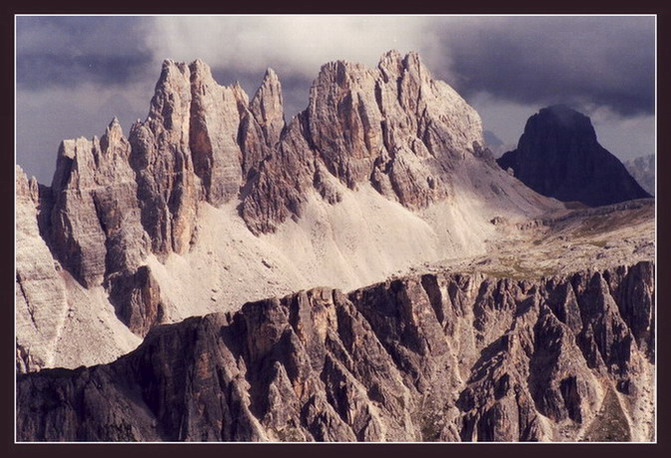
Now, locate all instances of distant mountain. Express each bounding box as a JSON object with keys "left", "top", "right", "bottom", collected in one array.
[
  {"left": 497, "top": 105, "right": 651, "bottom": 207},
  {"left": 624, "top": 154, "right": 655, "bottom": 196},
  {"left": 483, "top": 130, "right": 506, "bottom": 157}
]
